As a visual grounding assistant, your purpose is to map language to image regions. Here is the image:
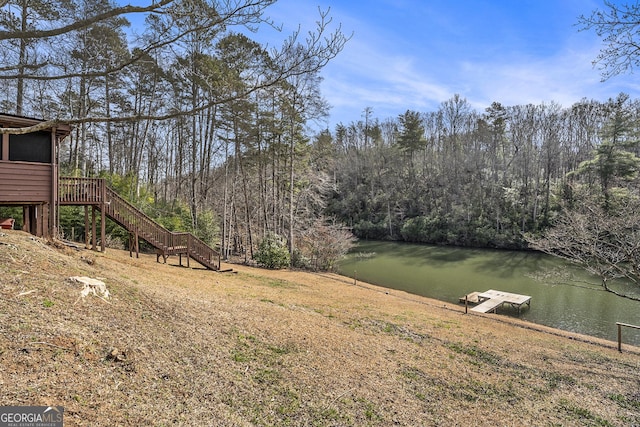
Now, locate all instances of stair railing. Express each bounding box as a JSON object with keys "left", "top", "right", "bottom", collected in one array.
[{"left": 59, "top": 177, "right": 219, "bottom": 270}]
